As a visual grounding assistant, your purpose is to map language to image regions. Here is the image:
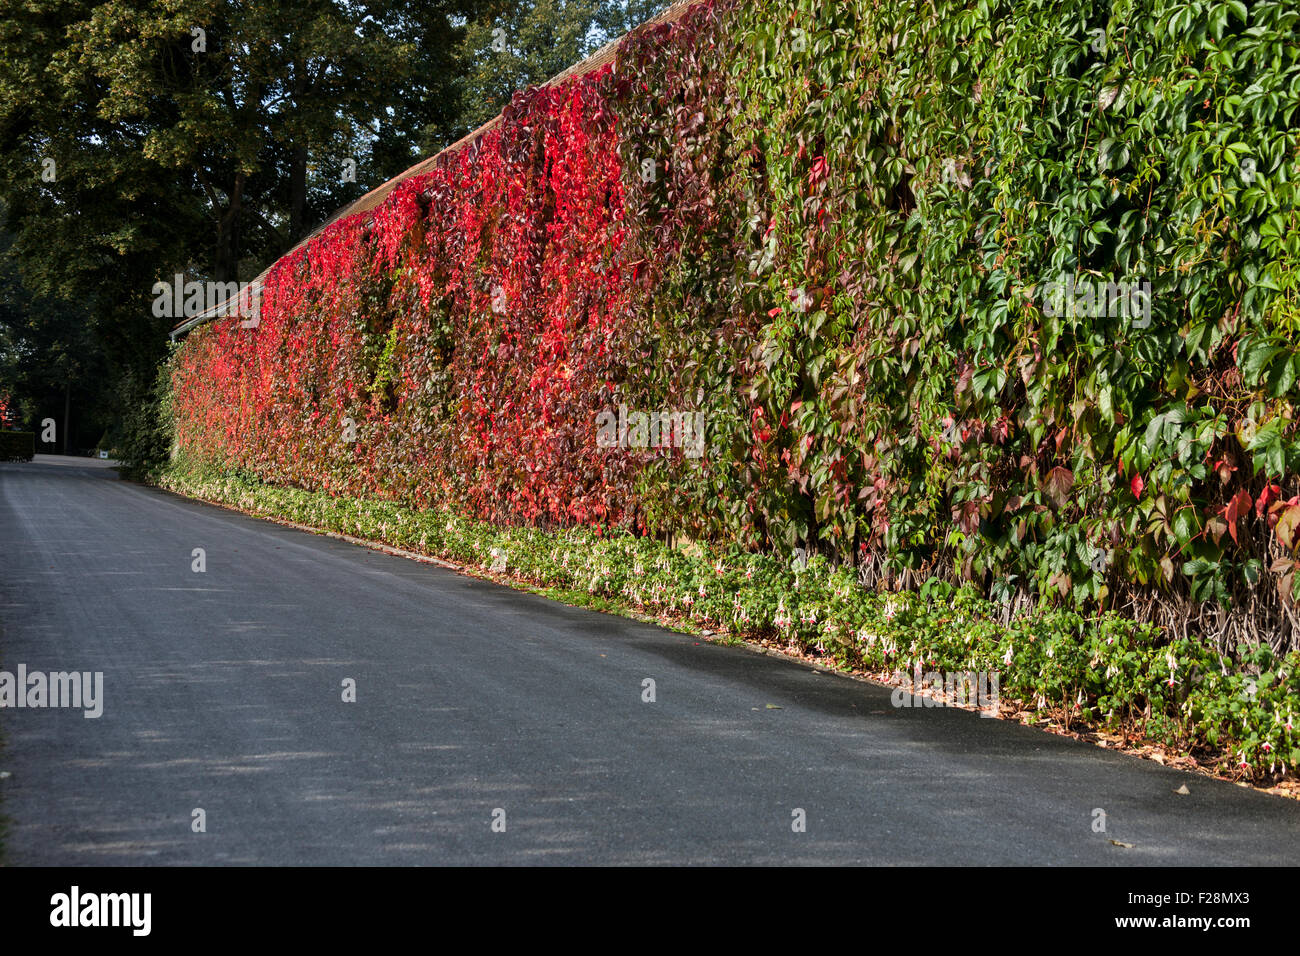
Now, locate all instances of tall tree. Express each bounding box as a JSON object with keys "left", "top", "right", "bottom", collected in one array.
[
  {"left": 0, "top": 213, "right": 114, "bottom": 451},
  {"left": 0, "top": 0, "right": 489, "bottom": 290},
  {"left": 454, "top": 0, "right": 669, "bottom": 133}
]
